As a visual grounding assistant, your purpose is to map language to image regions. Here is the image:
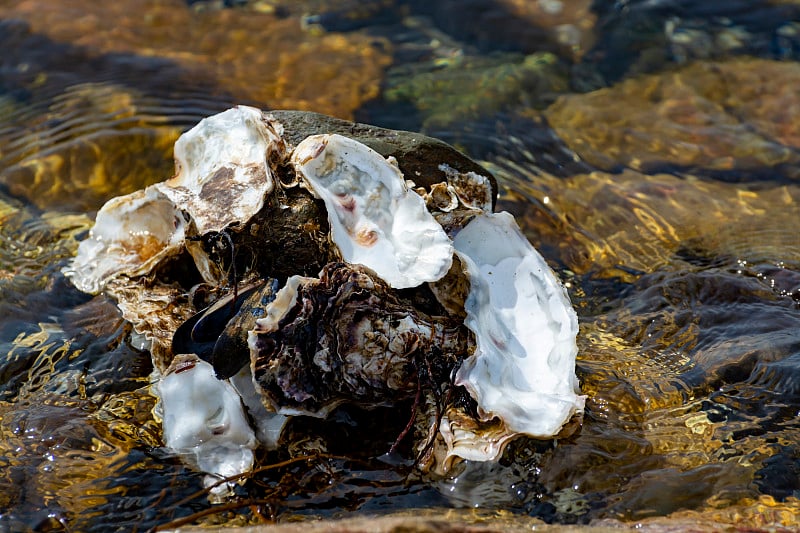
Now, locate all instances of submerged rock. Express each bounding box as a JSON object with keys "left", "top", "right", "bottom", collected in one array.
[
  {"left": 62, "top": 106, "right": 583, "bottom": 485},
  {"left": 496, "top": 168, "right": 800, "bottom": 278},
  {"left": 545, "top": 58, "right": 800, "bottom": 179},
  {"left": 0, "top": 0, "right": 391, "bottom": 119},
  {"left": 385, "top": 52, "right": 569, "bottom": 130},
  {"left": 0, "top": 81, "right": 184, "bottom": 212}
]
